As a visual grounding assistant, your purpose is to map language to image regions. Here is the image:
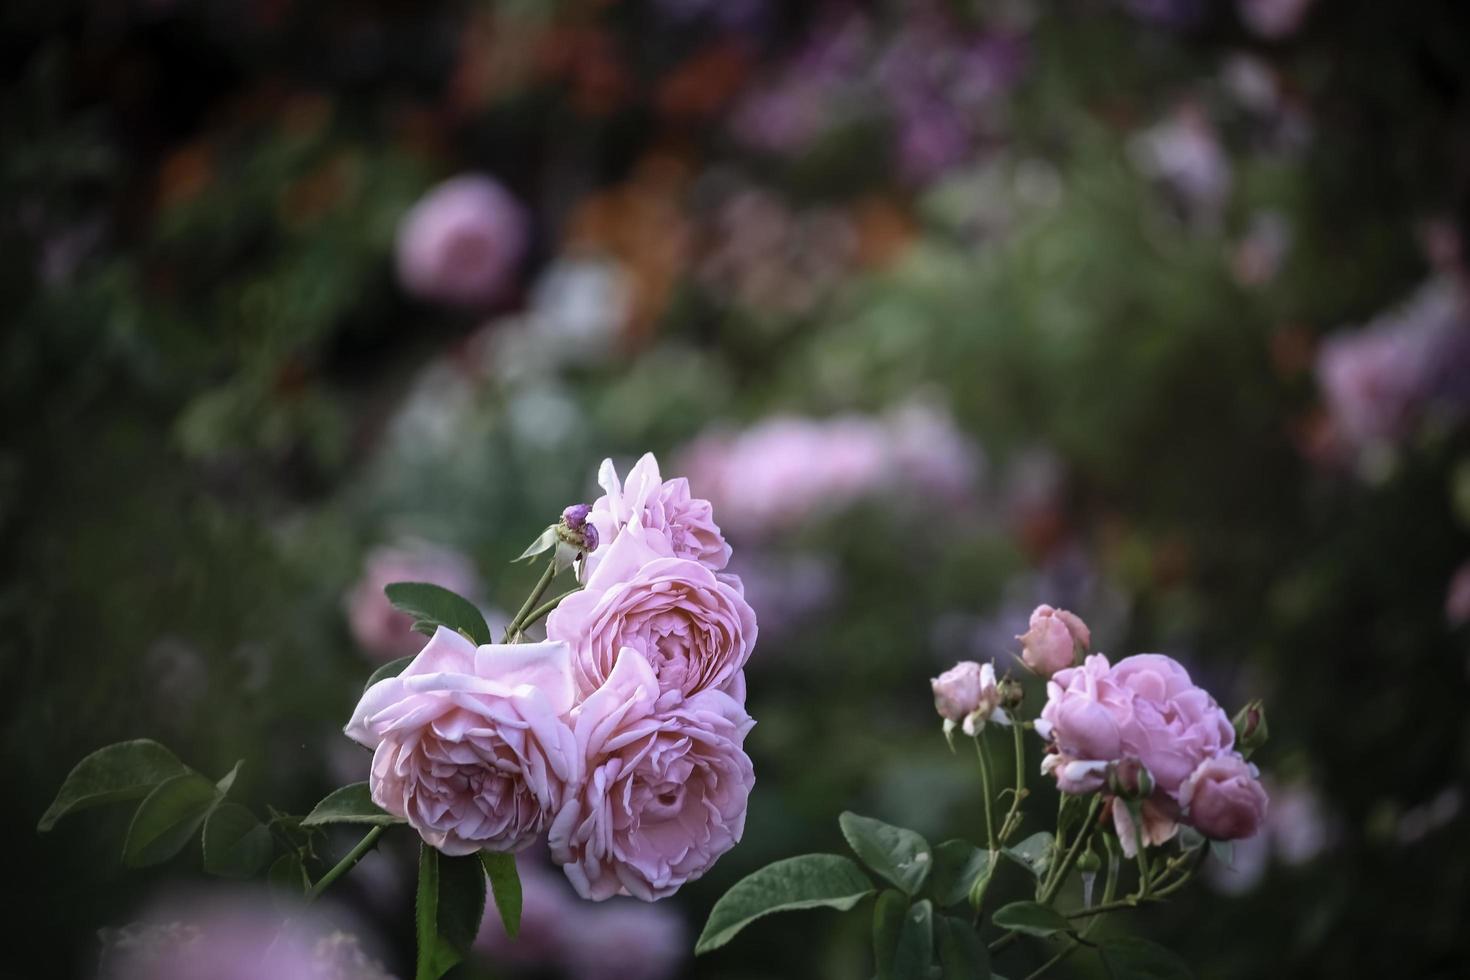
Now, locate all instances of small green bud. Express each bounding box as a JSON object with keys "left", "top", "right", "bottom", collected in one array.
[
  {"left": 1232, "top": 699, "right": 1268, "bottom": 758},
  {"left": 1076, "top": 848, "right": 1102, "bottom": 875}
]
